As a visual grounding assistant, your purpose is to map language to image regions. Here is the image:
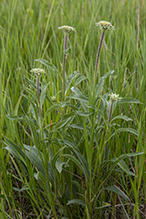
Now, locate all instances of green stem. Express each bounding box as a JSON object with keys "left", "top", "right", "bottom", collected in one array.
[
  {"left": 94, "top": 30, "right": 106, "bottom": 85},
  {"left": 108, "top": 99, "right": 114, "bottom": 126},
  {"left": 37, "top": 76, "right": 43, "bottom": 133},
  {"left": 63, "top": 34, "right": 68, "bottom": 102}
]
